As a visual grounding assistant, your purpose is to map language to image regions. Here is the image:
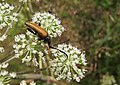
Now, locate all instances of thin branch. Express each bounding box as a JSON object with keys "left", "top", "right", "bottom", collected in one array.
[
  {"left": 17, "top": 68, "right": 48, "bottom": 74},
  {"left": 17, "top": 3, "right": 23, "bottom": 13},
  {"left": 3, "top": 56, "right": 16, "bottom": 63},
  {"left": 53, "top": 39, "right": 70, "bottom": 46},
  {"left": 45, "top": 44, "right": 52, "bottom": 76},
  {"left": 16, "top": 74, "right": 58, "bottom": 84},
  {"left": 0, "top": 50, "right": 14, "bottom": 63},
  {"left": 27, "top": 0, "right": 34, "bottom": 14},
  {"left": 4, "top": 28, "right": 10, "bottom": 35}
]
